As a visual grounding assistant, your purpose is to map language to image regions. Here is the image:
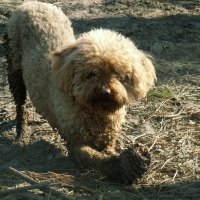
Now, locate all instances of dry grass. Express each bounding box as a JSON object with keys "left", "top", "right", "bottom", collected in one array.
[
  {"left": 9, "top": 84, "right": 198, "bottom": 199},
  {"left": 126, "top": 83, "right": 200, "bottom": 186}
]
